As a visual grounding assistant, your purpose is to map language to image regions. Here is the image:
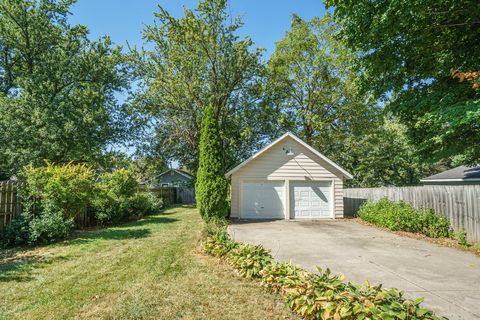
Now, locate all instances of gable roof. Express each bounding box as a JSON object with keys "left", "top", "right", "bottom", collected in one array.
[
  {"left": 421, "top": 165, "right": 480, "bottom": 182},
  {"left": 156, "top": 169, "right": 193, "bottom": 180},
  {"left": 225, "top": 132, "right": 353, "bottom": 179}
]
